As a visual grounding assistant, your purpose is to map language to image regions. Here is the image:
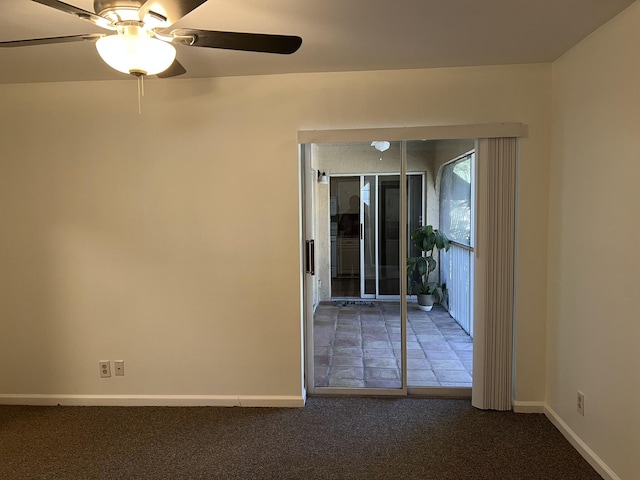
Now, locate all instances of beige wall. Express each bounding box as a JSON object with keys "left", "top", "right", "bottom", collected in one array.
[
  {"left": 548, "top": 2, "right": 640, "bottom": 478},
  {"left": 0, "top": 63, "right": 550, "bottom": 404}
]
